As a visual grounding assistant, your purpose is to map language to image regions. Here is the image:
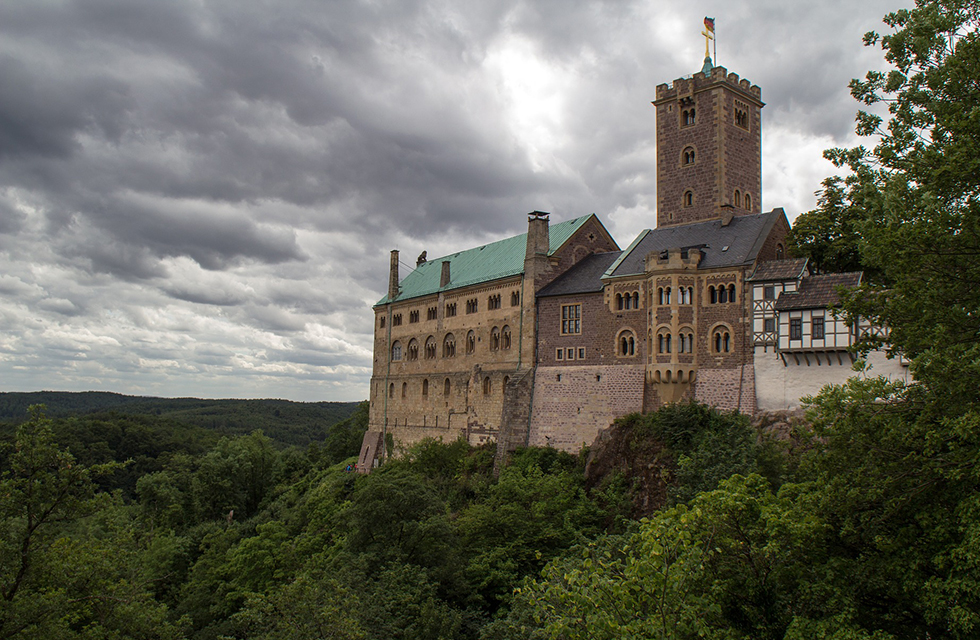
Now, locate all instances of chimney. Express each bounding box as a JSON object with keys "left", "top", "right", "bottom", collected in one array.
[
  {"left": 719, "top": 204, "right": 734, "bottom": 227},
  {"left": 525, "top": 211, "right": 550, "bottom": 260},
  {"left": 388, "top": 250, "right": 399, "bottom": 301},
  {"left": 440, "top": 260, "right": 451, "bottom": 287}
]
